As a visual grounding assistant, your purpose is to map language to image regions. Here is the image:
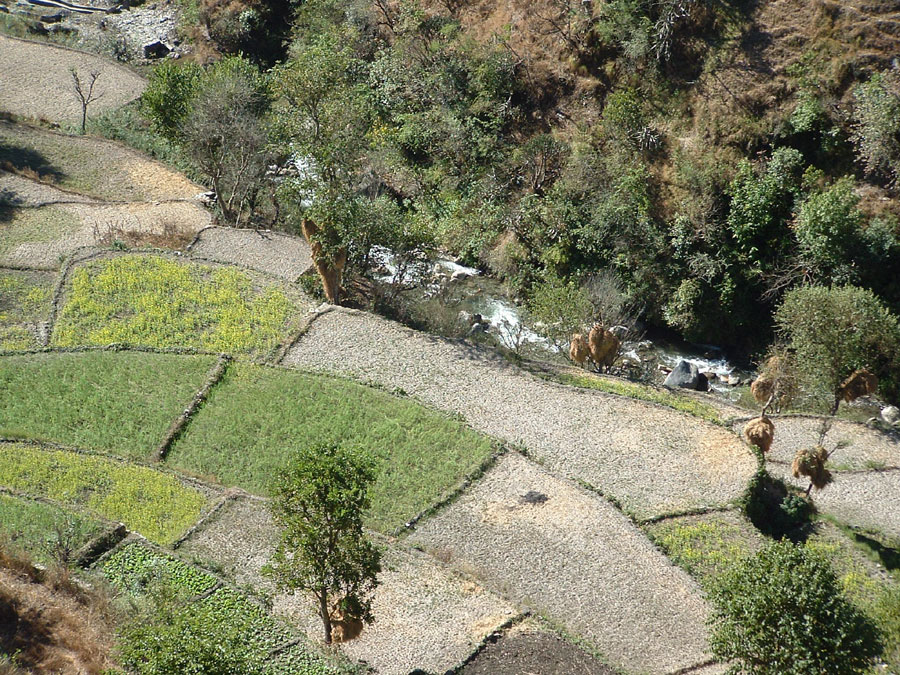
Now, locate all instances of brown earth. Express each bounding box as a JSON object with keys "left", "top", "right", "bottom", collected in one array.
[{"left": 461, "top": 627, "right": 617, "bottom": 675}]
